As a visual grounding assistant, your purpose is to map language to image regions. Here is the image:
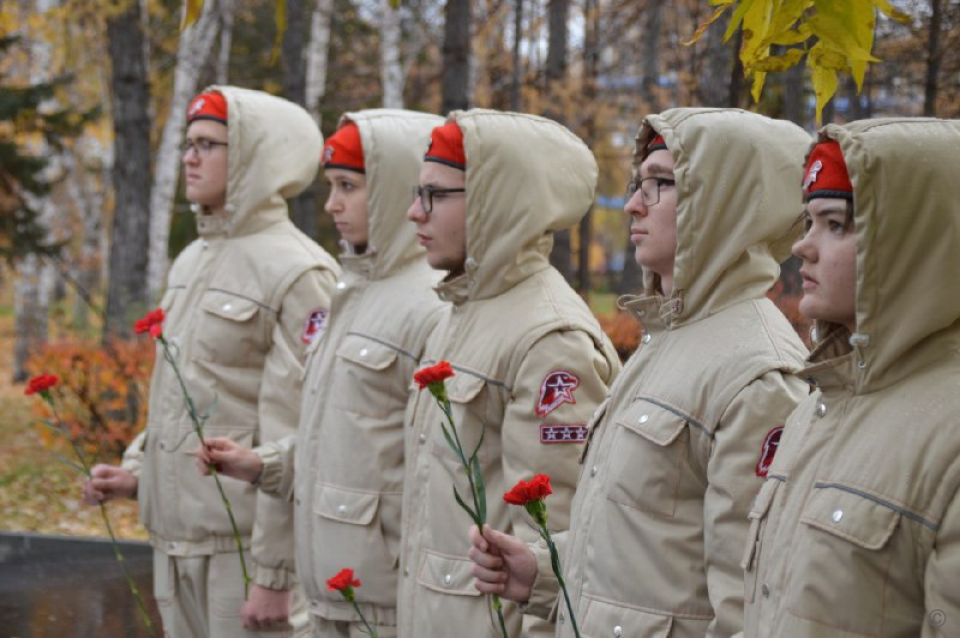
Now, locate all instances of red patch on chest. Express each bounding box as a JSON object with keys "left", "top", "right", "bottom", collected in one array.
[{"left": 755, "top": 426, "right": 784, "bottom": 477}]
